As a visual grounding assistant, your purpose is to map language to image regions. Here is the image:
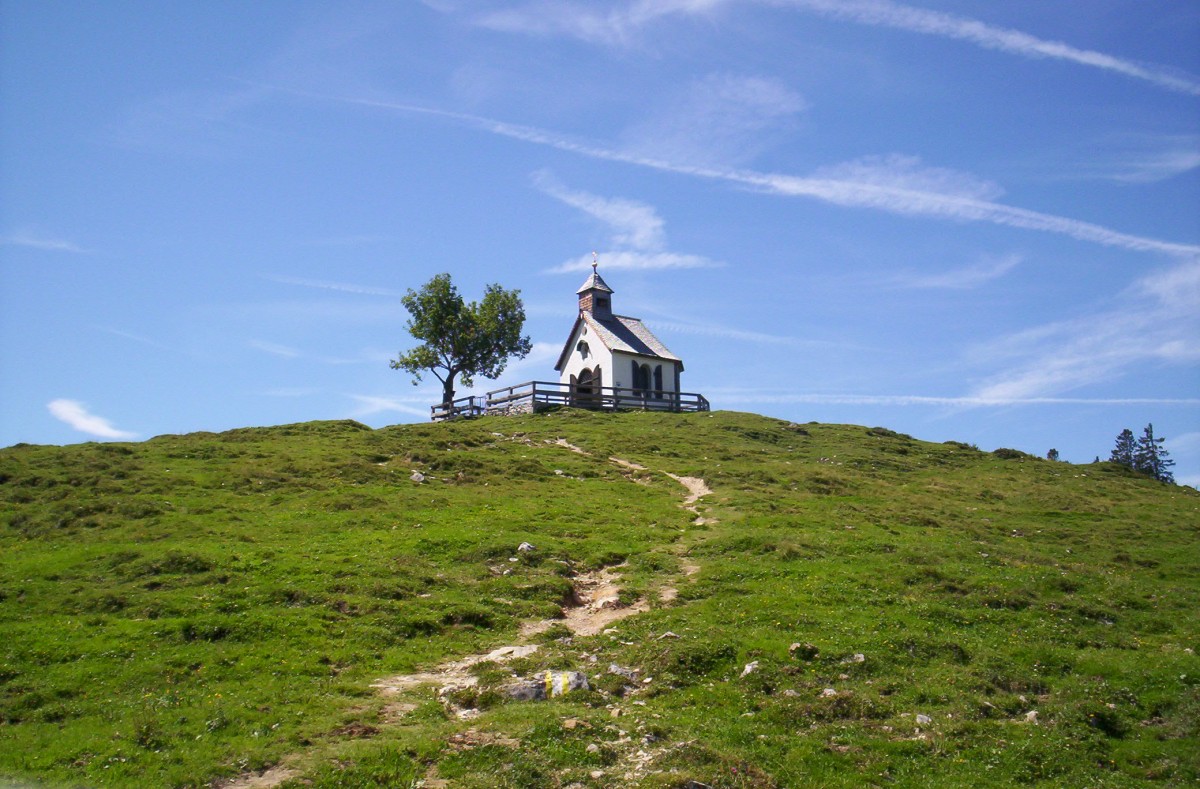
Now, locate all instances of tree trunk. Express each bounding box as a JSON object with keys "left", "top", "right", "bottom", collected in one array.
[{"left": 441, "top": 376, "right": 456, "bottom": 409}]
